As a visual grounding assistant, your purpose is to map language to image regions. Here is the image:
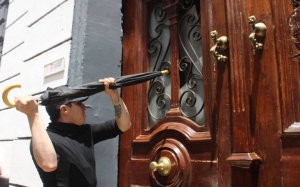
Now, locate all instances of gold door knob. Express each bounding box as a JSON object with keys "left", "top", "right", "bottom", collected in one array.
[{"left": 149, "top": 156, "right": 171, "bottom": 176}]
